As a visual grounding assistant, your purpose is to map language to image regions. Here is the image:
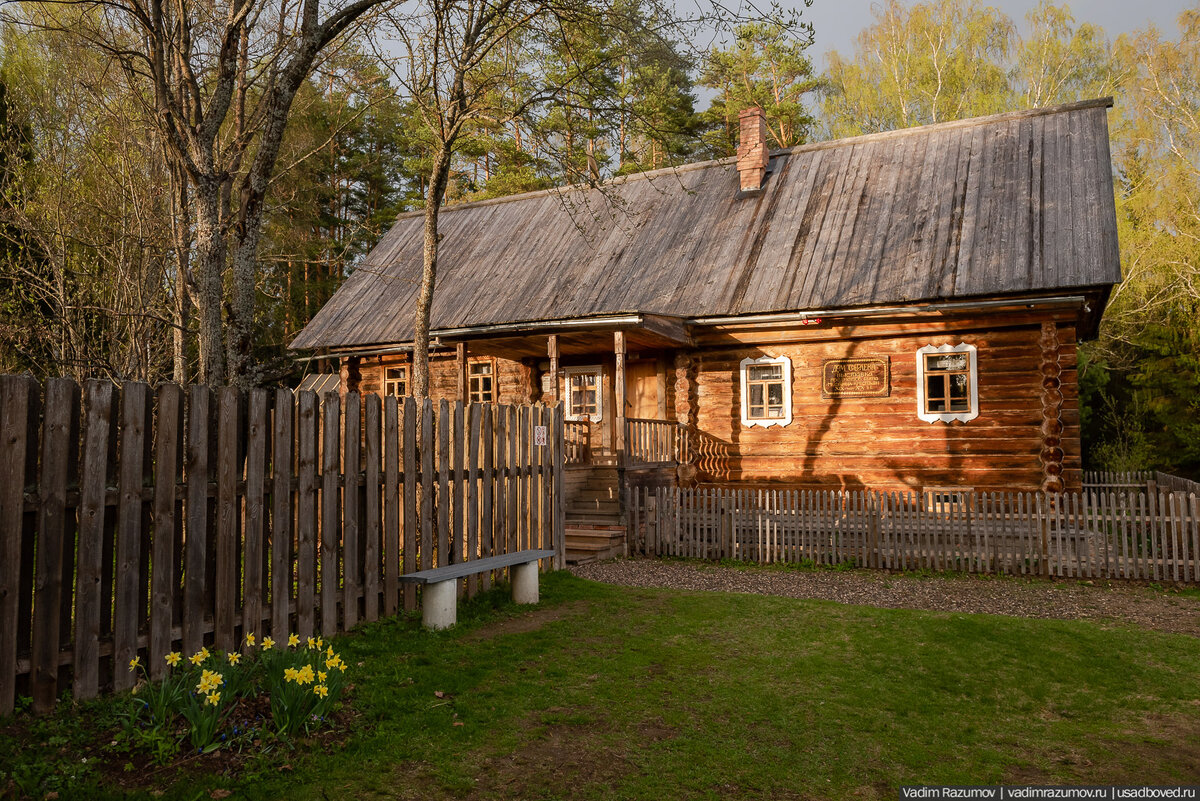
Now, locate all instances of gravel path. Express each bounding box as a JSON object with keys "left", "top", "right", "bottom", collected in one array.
[{"left": 570, "top": 559, "right": 1200, "bottom": 637}]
